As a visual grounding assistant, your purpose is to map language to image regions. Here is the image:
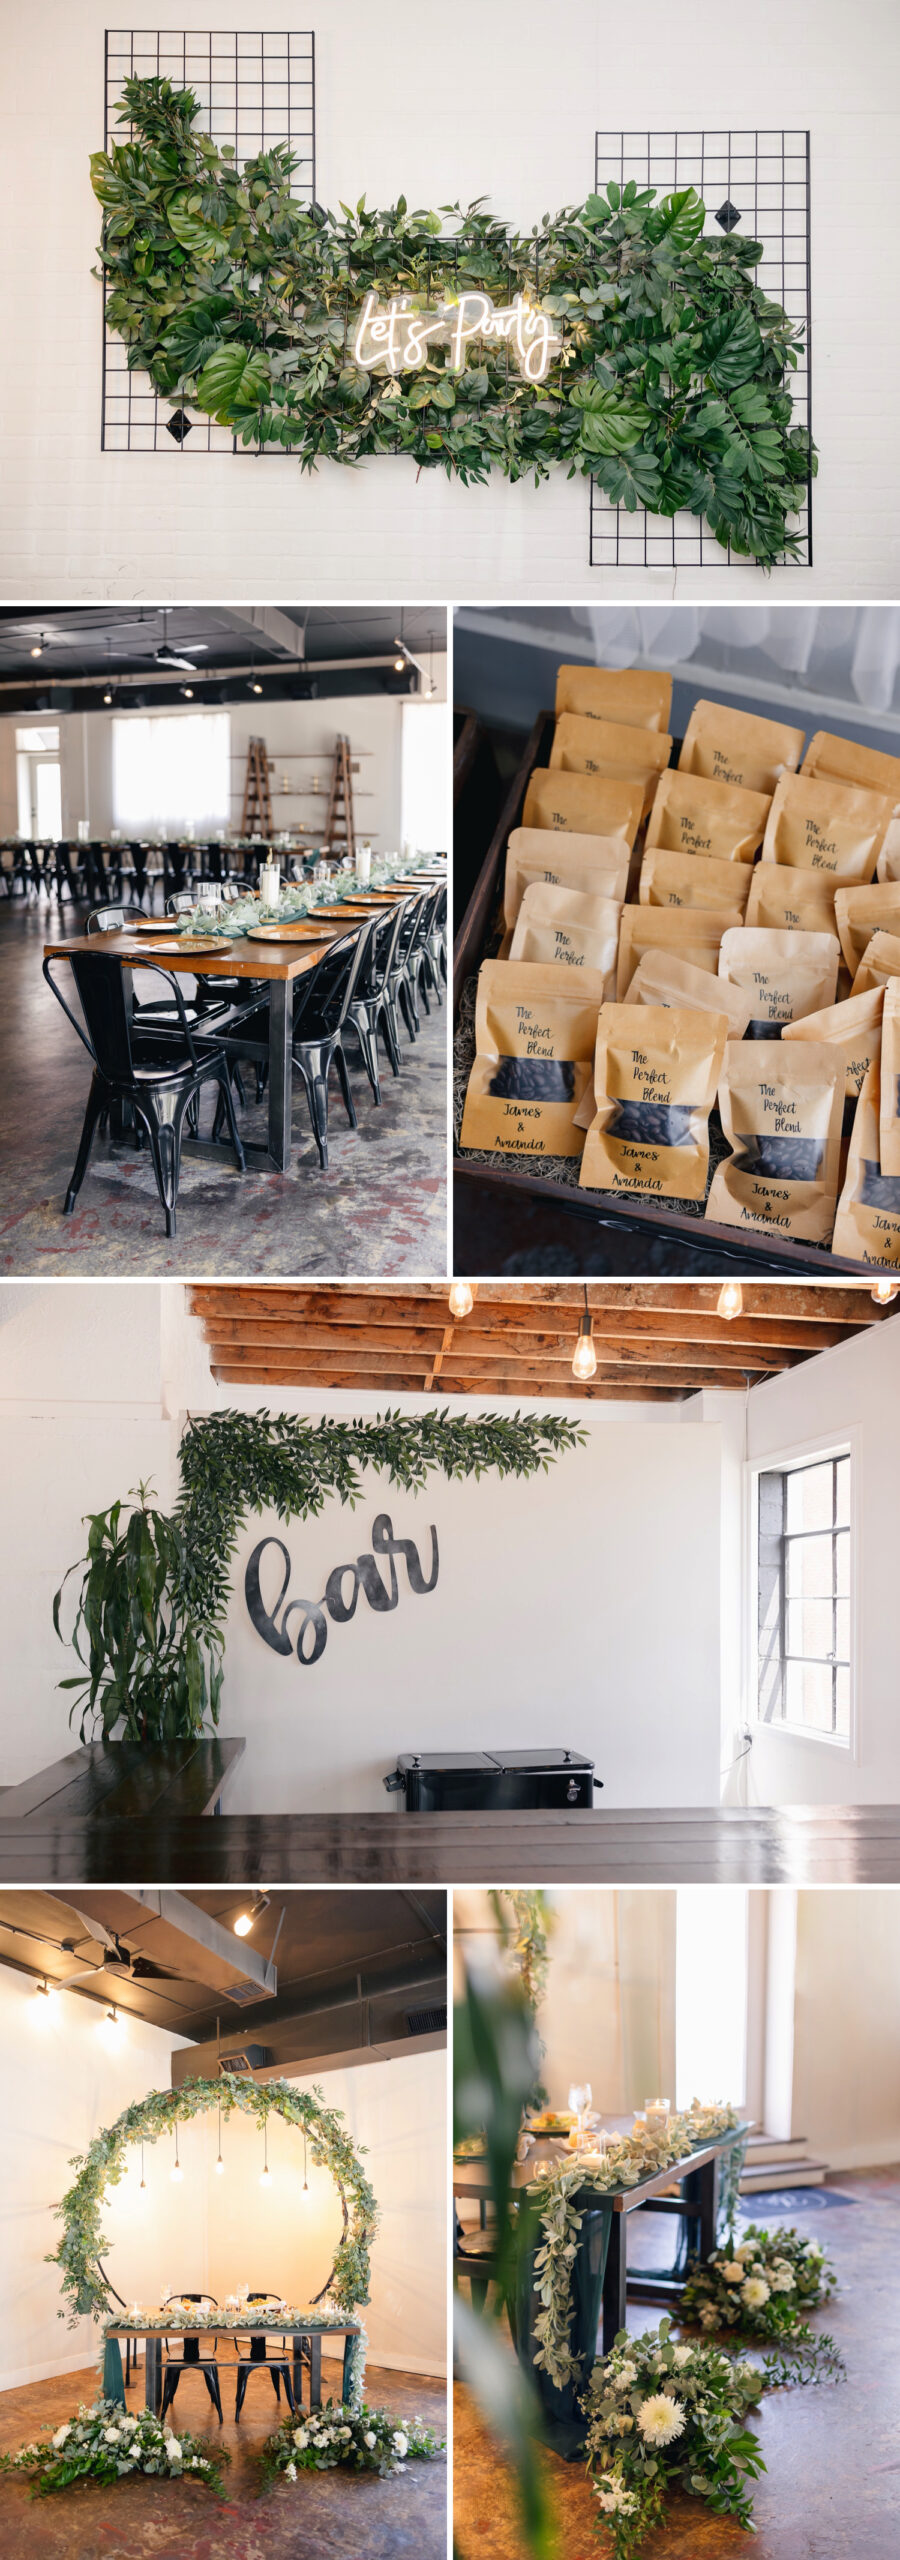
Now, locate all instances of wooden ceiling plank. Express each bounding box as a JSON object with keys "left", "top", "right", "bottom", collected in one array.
[
  {"left": 207, "top": 1339, "right": 781, "bottom": 1377},
  {"left": 188, "top": 1281, "right": 881, "bottom": 1329},
  {"left": 211, "top": 1366, "right": 696, "bottom": 1401},
  {"left": 196, "top": 1311, "right": 850, "bottom": 1355}
]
